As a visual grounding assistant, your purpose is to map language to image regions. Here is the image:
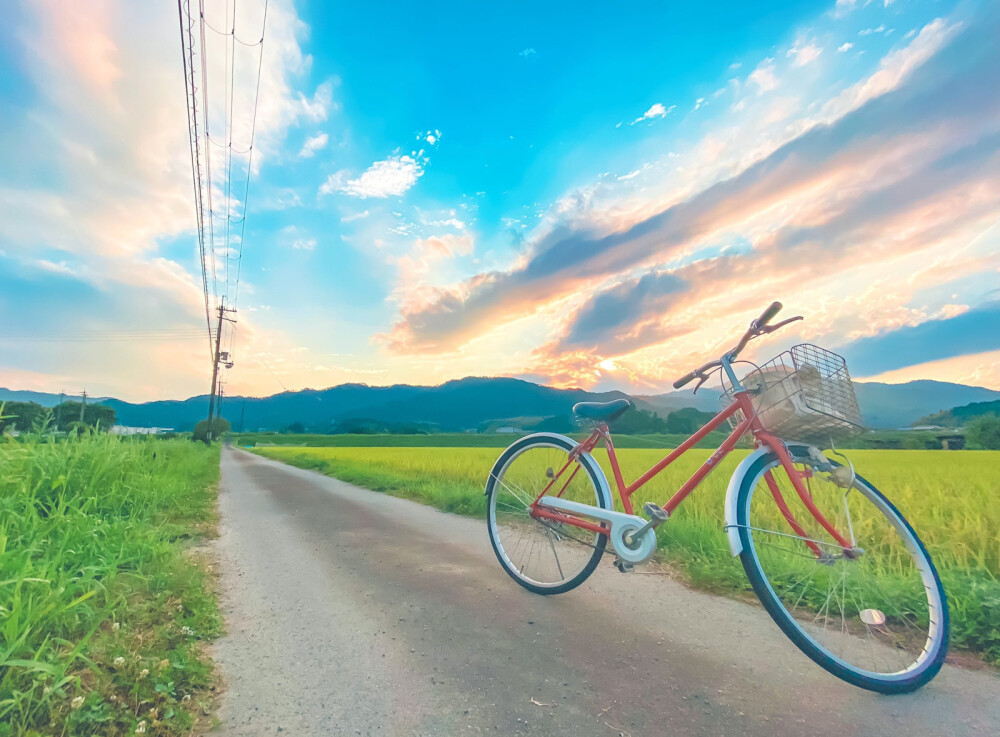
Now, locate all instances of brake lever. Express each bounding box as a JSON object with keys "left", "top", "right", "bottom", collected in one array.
[
  {"left": 692, "top": 372, "right": 710, "bottom": 394},
  {"left": 758, "top": 315, "right": 803, "bottom": 334}
]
